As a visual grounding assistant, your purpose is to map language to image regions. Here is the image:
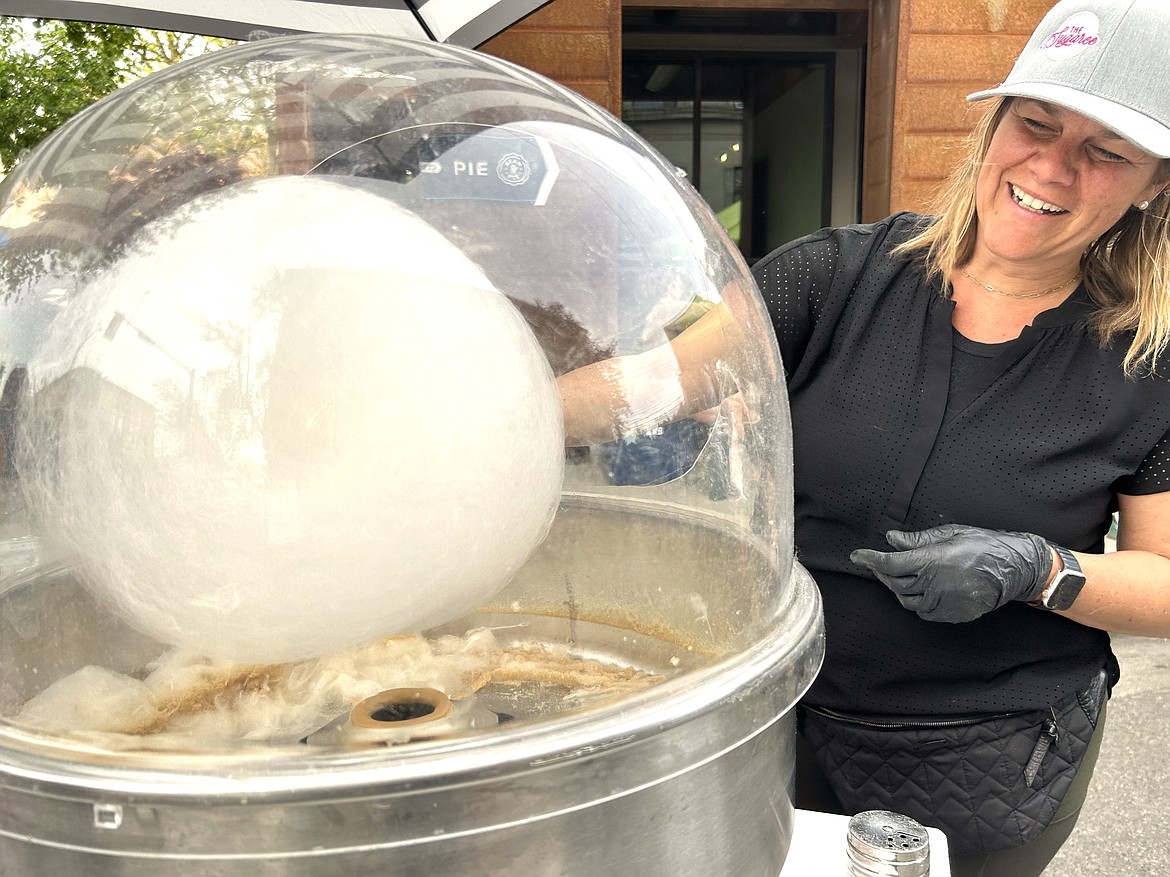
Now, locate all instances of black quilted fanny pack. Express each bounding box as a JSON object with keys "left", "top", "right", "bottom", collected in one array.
[{"left": 799, "top": 670, "right": 1108, "bottom": 856}]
